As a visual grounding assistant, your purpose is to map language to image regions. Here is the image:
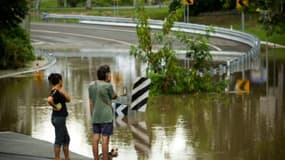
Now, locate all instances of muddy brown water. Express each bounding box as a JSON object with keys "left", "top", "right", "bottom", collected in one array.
[{"left": 0, "top": 53, "right": 284, "bottom": 160}]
